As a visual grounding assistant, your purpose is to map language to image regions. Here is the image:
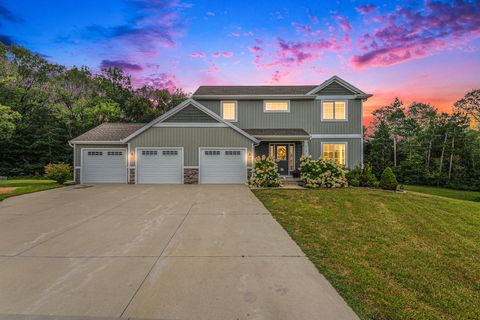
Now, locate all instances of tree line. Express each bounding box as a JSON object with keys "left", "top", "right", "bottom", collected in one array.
[
  {"left": 364, "top": 93, "right": 480, "bottom": 190},
  {"left": 0, "top": 44, "right": 188, "bottom": 176}
]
